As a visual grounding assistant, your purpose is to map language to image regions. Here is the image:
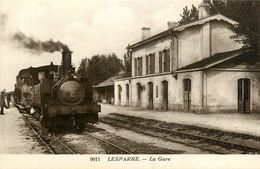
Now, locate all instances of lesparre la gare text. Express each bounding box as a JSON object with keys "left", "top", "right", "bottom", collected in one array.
[
  {"left": 107, "top": 156, "right": 171, "bottom": 162},
  {"left": 107, "top": 156, "right": 140, "bottom": 161}
]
